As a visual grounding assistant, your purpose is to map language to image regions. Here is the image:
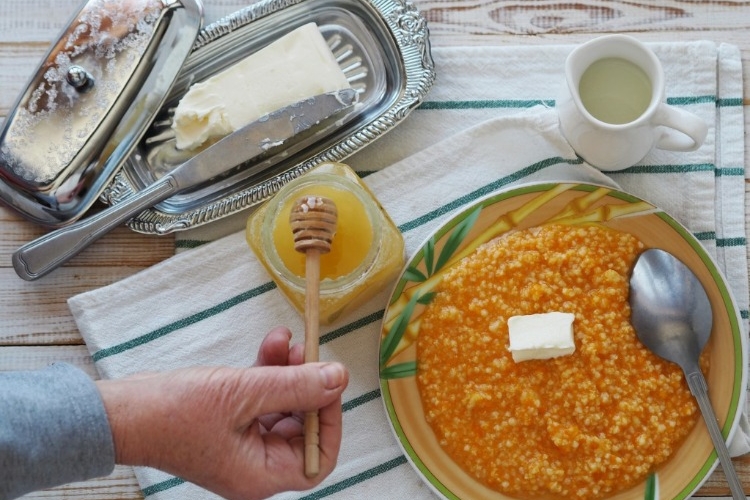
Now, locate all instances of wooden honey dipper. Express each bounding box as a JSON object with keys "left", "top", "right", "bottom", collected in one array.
[{"left": 289, "top": 195, "right": 338, "bottom": 478}]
